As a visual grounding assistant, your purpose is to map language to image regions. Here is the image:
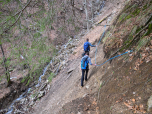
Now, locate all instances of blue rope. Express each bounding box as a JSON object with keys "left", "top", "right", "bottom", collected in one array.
[
  {"left": 96, "top": 50, "right": 133, "bottom": 66},
  {"left": 95, "top": 25, "right": 133, "bottom": 66}
]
